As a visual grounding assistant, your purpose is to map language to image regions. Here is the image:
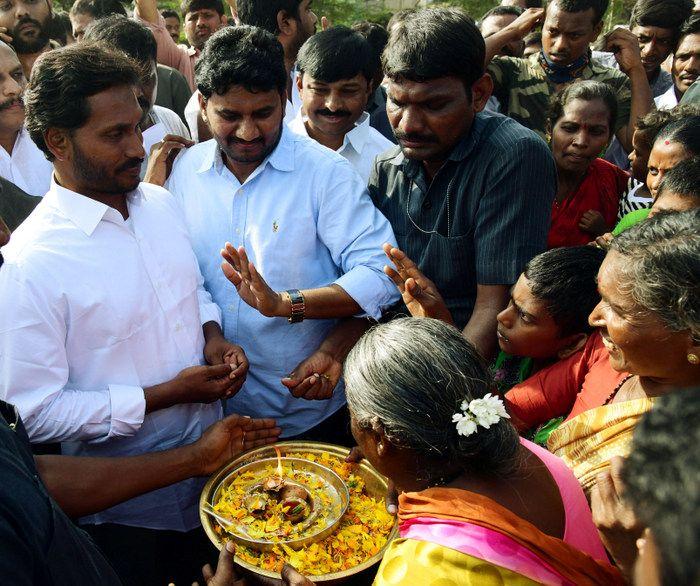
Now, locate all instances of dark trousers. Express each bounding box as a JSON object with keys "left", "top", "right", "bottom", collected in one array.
[
  {"left": 84, "top": 523, "right": 217, "bottom": 586},
  {"left": 286, "top": 404, "right": 356, "bottom": 447}
]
